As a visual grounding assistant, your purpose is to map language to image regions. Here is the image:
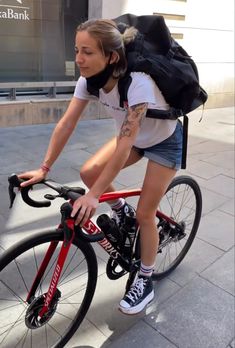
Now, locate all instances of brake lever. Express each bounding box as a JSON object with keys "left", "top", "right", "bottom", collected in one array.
[
  {"left": 8, "top": 173, "right": 50, "bottom": 209},
  {"left": 8, "top": 173, "right": 23, "bottom": 208},
  {"left": 8, "top": 183, "right": 16, "bottom": 209}
]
